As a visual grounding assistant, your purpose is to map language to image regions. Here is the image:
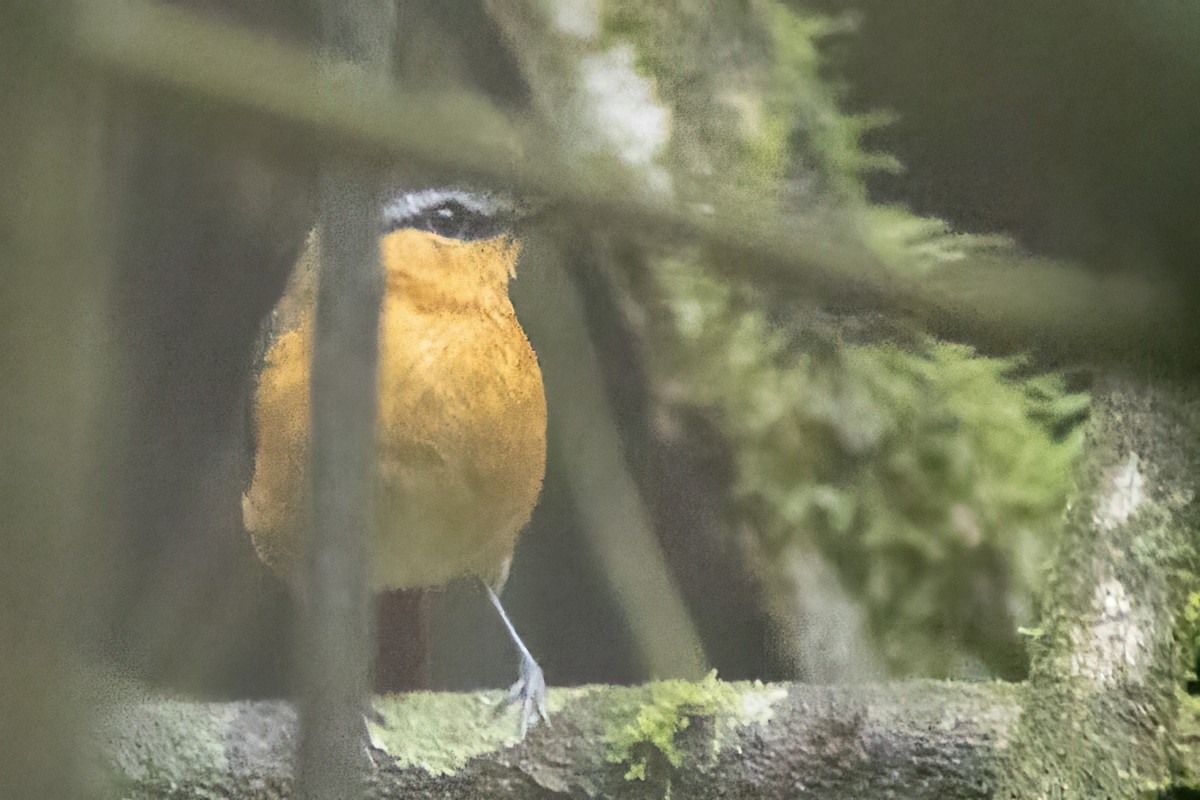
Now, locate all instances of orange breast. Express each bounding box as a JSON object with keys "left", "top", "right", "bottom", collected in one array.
[{"left": 243, "top": 229, "right": 547, "bottom": 591}]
